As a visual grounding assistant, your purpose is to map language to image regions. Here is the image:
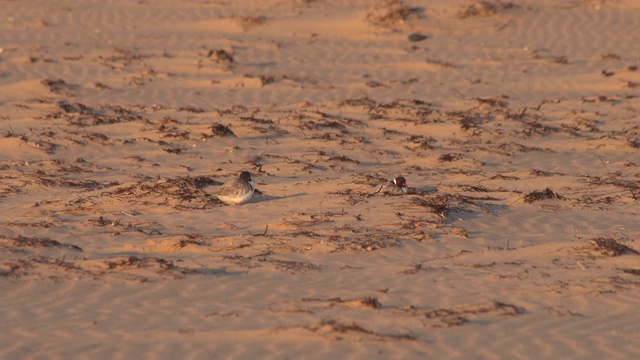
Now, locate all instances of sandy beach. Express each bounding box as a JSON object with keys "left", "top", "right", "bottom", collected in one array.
[{"left": 1, "top": 0, "right": 639, "bottom": 358}]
